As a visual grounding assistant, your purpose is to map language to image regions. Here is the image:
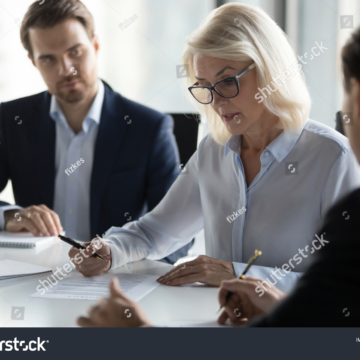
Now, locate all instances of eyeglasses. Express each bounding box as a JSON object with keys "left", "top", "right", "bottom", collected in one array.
[{"left": 188, "top": 63, "right": 256, "bottom": 105}]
